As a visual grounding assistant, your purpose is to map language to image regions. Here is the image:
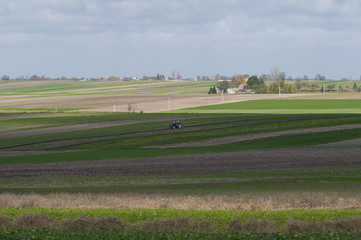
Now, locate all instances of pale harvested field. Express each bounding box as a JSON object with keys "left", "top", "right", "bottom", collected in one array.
[
  {"left": 0, "top": 192, "right": 360, "bottom": 210},
  {"left": 0, "top": 93, "right": 313, "bottom": 113},
  {"left": 3, "top": 92, "right": 361, "bottom": 113}
]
